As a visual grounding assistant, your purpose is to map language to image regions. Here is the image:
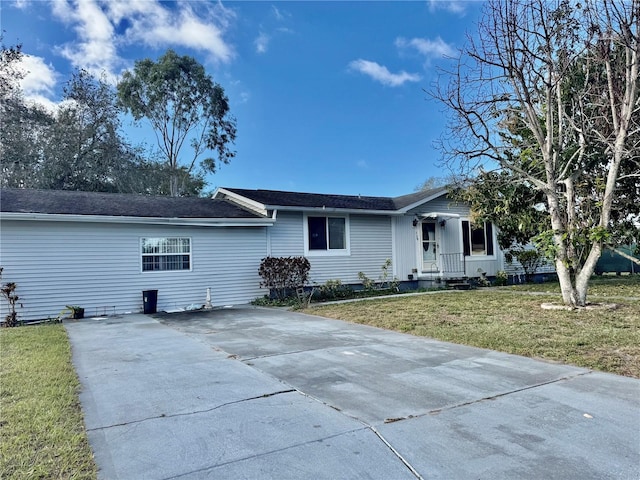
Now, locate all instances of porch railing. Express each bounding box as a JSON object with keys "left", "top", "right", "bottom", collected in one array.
[{"left": 440, "top": 252, "right": 466, "bottom": 276}]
